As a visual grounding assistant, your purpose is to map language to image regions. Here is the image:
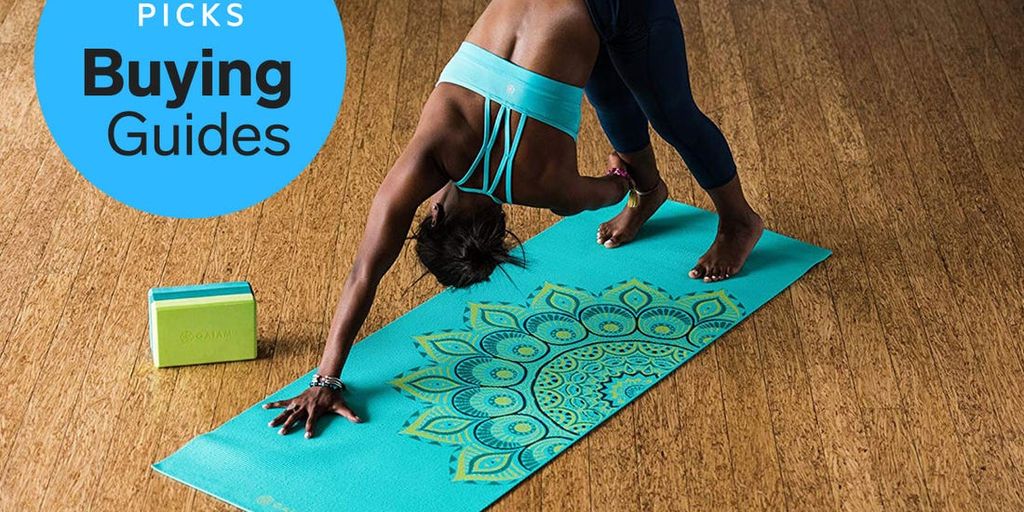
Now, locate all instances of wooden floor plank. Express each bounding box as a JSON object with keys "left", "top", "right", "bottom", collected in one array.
[
  {"left": 0, "top": 0, "right": 40, "bottom": 44},
  {"left": 0, "top": 198, "right": 136, "bottom": 508},
  {"left": 0, "top": 147, "right": 47, "bottom": 265},
  {"left": 874, "top": 1, "right": 1024, "bottom": 507},
  {"left": 926, "top": 0, "right": 1024, "bottom": 483},
  {"left": 317, "top": 0, "right": 387, "bottom": 331},
  {"left": 715, "top": 323, "right": 787, "bottom": 511},
  {"left": 924, "top": 0, "right": 1024, "bottom": 268},
  {"left": 721, "top": 4, "right": 843, "bottom": 510},
  {"left": 0, "top": 0, "right": 15, "bottom": 28},
  {"left": 937, "top": 0, "right": 1024, "bottom": 354},
  {"left": 0, "top": 41, "right": 49, "bottom": 251},
  {"left": 740, "top": 62, "right": 841, "bottom": 512},
  {"left": 0, "top": 43, "right": 24, "bottom": 111},
  {"left": 0, "top": 149, "right": 77, "bottom": 367},
  {"left": 972, "top": 0, "right": 1024, "bottom": 99},
  {"left": 787, "top": 2, "right": 946, "bottom": 509},
  {"left": 785, "top": 57, "right": 932, "bottom": 512},
  {"left": 0, "top": 50, "right": 35, "bottom": 142},
  {"left": 0, "top": 169, "right": 108, "bottom": 509},
  {"left": 751, "top": 70, "right": 888, "bottom": 510},
  {"left": 33, "top": 213, "right": 175, "bottom": 510},
  {"left": 844, "top": 3, "right": 1005, "bottom": 510},
  {"left": 19, "top": 205, "right": 145, "bottom": 511}
]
